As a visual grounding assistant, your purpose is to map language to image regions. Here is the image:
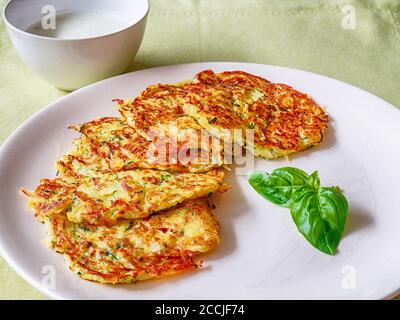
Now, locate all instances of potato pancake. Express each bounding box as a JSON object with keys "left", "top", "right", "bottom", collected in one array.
[
  {"left": 187, "top": 70, "right": 329, "bottom": 159},
  {"left": 117, "top": 88, "right": 228, "bottom": 168},
  {"left": 118, "top": 70, "right": 328, "bottom": 159},
  {"left": 23, "top": 164, "right": 226, "bottom": 226},
  {"left": 65, "top": 117, "right": 224, "bottom": 173},
  {"left": 117, "top": 85, "right": 187, "bottom": 137},
  {"left": 117, "top": 80, "right": 233, "bottom": 140},
  {"left": 45, "top": 199, "right": 220, "bottom": 284}
]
